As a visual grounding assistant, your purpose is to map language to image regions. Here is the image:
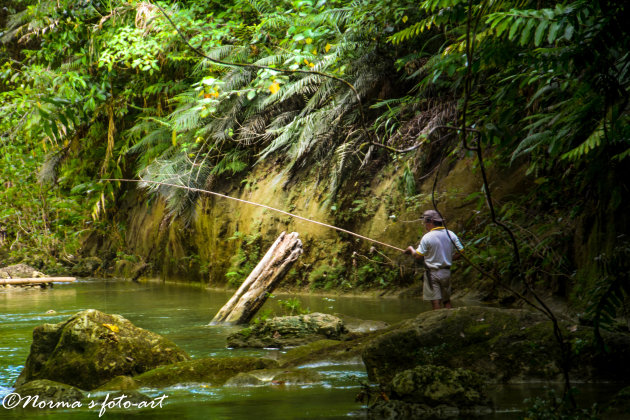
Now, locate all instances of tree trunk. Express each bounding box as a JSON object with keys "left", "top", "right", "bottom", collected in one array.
[
  {"left": 0, "top": 277, "right": 76, "bottom": 285},
  {"left": 210, "top": 232, "right": 302, "bottom": 325}
]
